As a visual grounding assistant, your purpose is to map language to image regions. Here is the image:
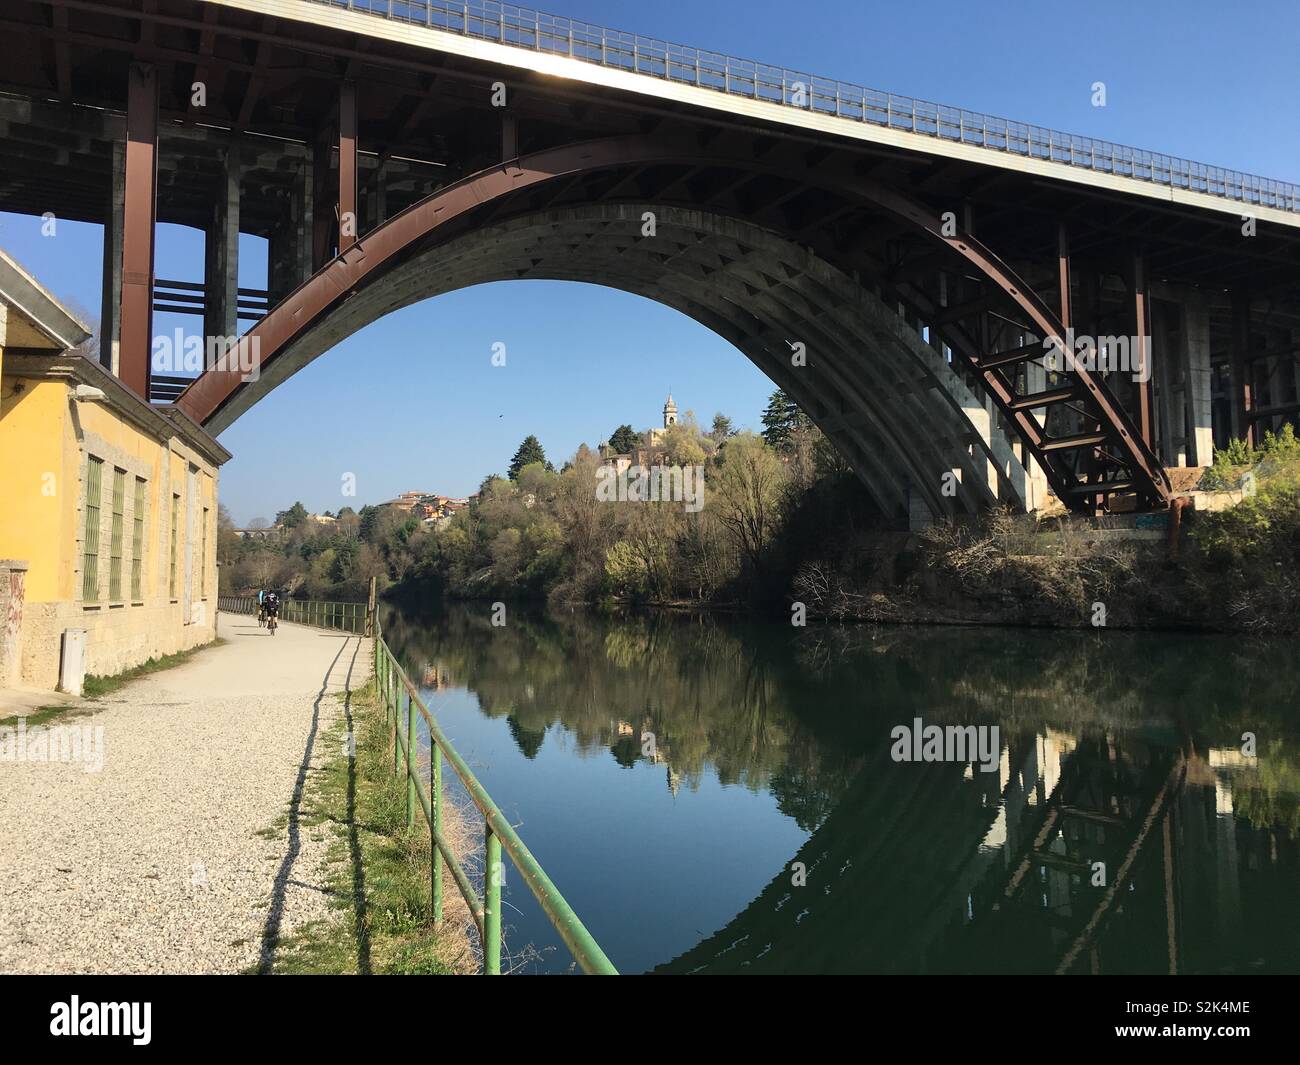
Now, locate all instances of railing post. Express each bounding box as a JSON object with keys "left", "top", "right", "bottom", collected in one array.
[
  {"left": 484, "top": 828, "right": 501, "bottom": 974},
  {"left": 432, "top": 741, "right": 443, "bottom": 925},
  {"left": 406, "top": 690, "right": 416, "bottom": 828},
  {"left": 393, "top": 660, "right": 401, "bottom": 776}
]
